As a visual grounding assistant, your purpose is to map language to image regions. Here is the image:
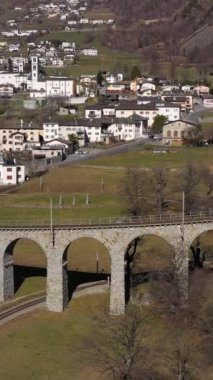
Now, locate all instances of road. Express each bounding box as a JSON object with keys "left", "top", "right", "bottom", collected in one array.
[
  {"left": 54, "top": 138, "right": 154, "bottom": 168},
  {"left": 185, "top": 105, "right": 213, "bottom": 124}
]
